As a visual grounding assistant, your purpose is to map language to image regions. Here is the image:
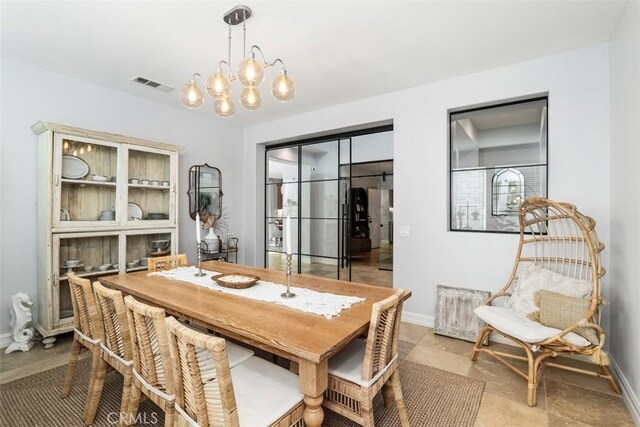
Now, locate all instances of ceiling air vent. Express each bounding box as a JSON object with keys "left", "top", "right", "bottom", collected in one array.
[{"left": 131, "top": 75, "right": 174, "bottom": 92}]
